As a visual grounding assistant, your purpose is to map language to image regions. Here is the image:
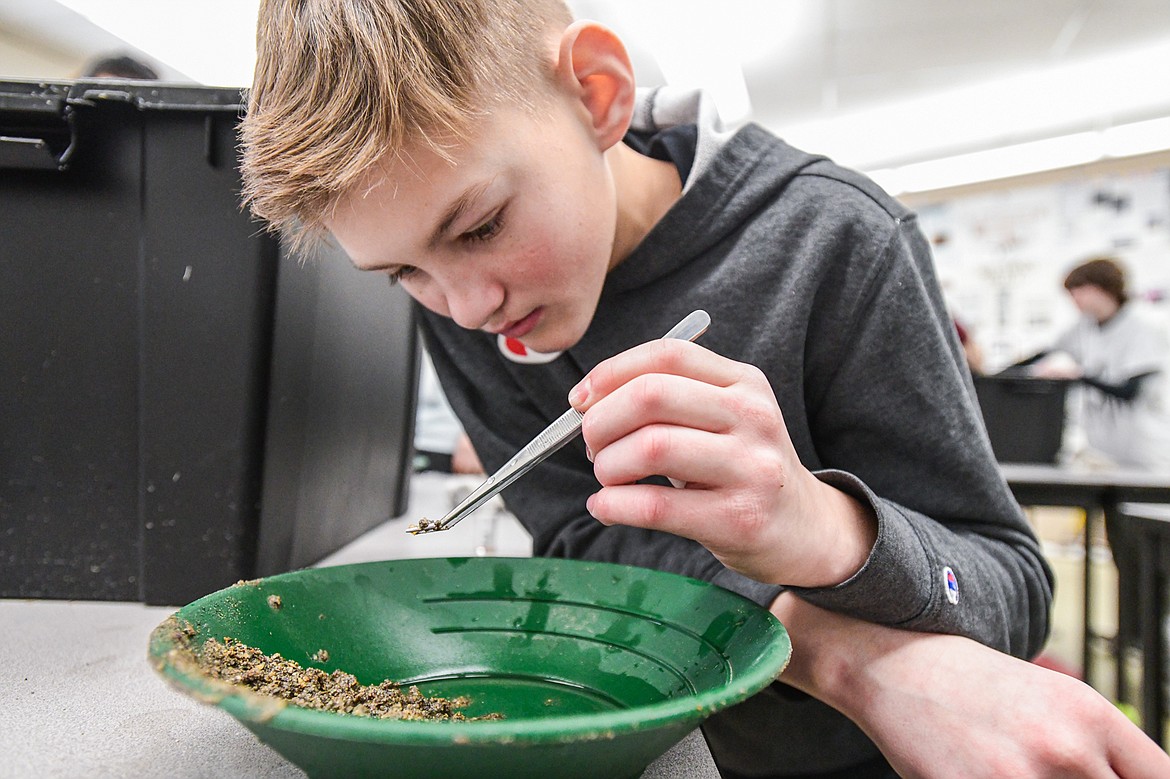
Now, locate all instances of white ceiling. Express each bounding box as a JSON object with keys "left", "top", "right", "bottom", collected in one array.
[
  {"left": 3, "top": 0, "right": 1169, "bottom": 176},
  {"left": 576, "top": 0, "right": 1170, "bottom": 170}
]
